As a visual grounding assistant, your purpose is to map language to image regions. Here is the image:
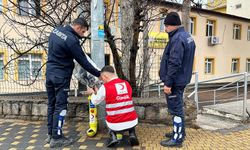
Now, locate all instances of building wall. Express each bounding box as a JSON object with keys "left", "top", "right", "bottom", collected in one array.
[
  {"left": 227, "top": 0, "right": 250, "bottom": 19},
  {"left": 0, "top": 1, "right": 114, "bottom": 94},
  {"left": 151, "top": 6, "right": 250, "bottom": 83},
  {"left": 190, "top": 11, "right": 250, "bottom": 81},
  {"left": 208, "top": 0, "right": 250, "bottom": 19},
  {"left": 1, "top": 1, "right": 250, "bottom": 93}
]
